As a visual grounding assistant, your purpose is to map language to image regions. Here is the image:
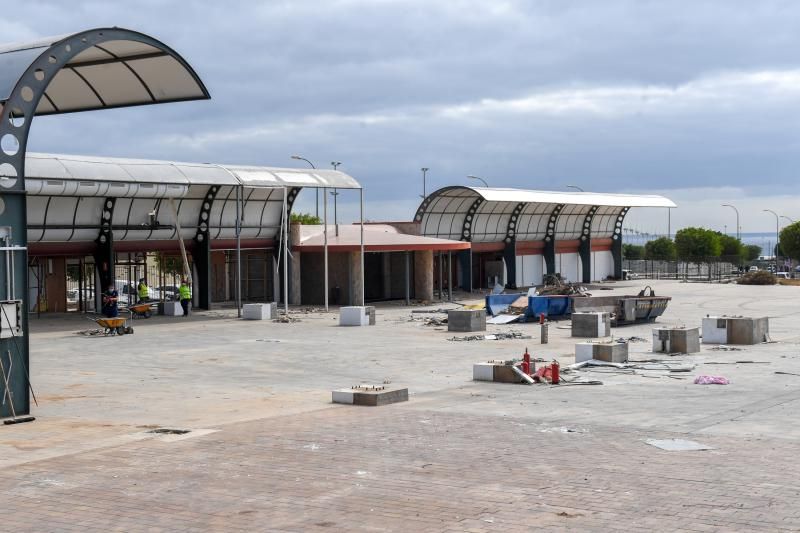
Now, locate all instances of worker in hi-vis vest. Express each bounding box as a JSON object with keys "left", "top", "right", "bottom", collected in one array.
[
  {"left": 137, "top": 278, "right": 150, "bottom": 303},
  {"left": 179, "top": 279, "right": 191, "bottom": 317}
]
